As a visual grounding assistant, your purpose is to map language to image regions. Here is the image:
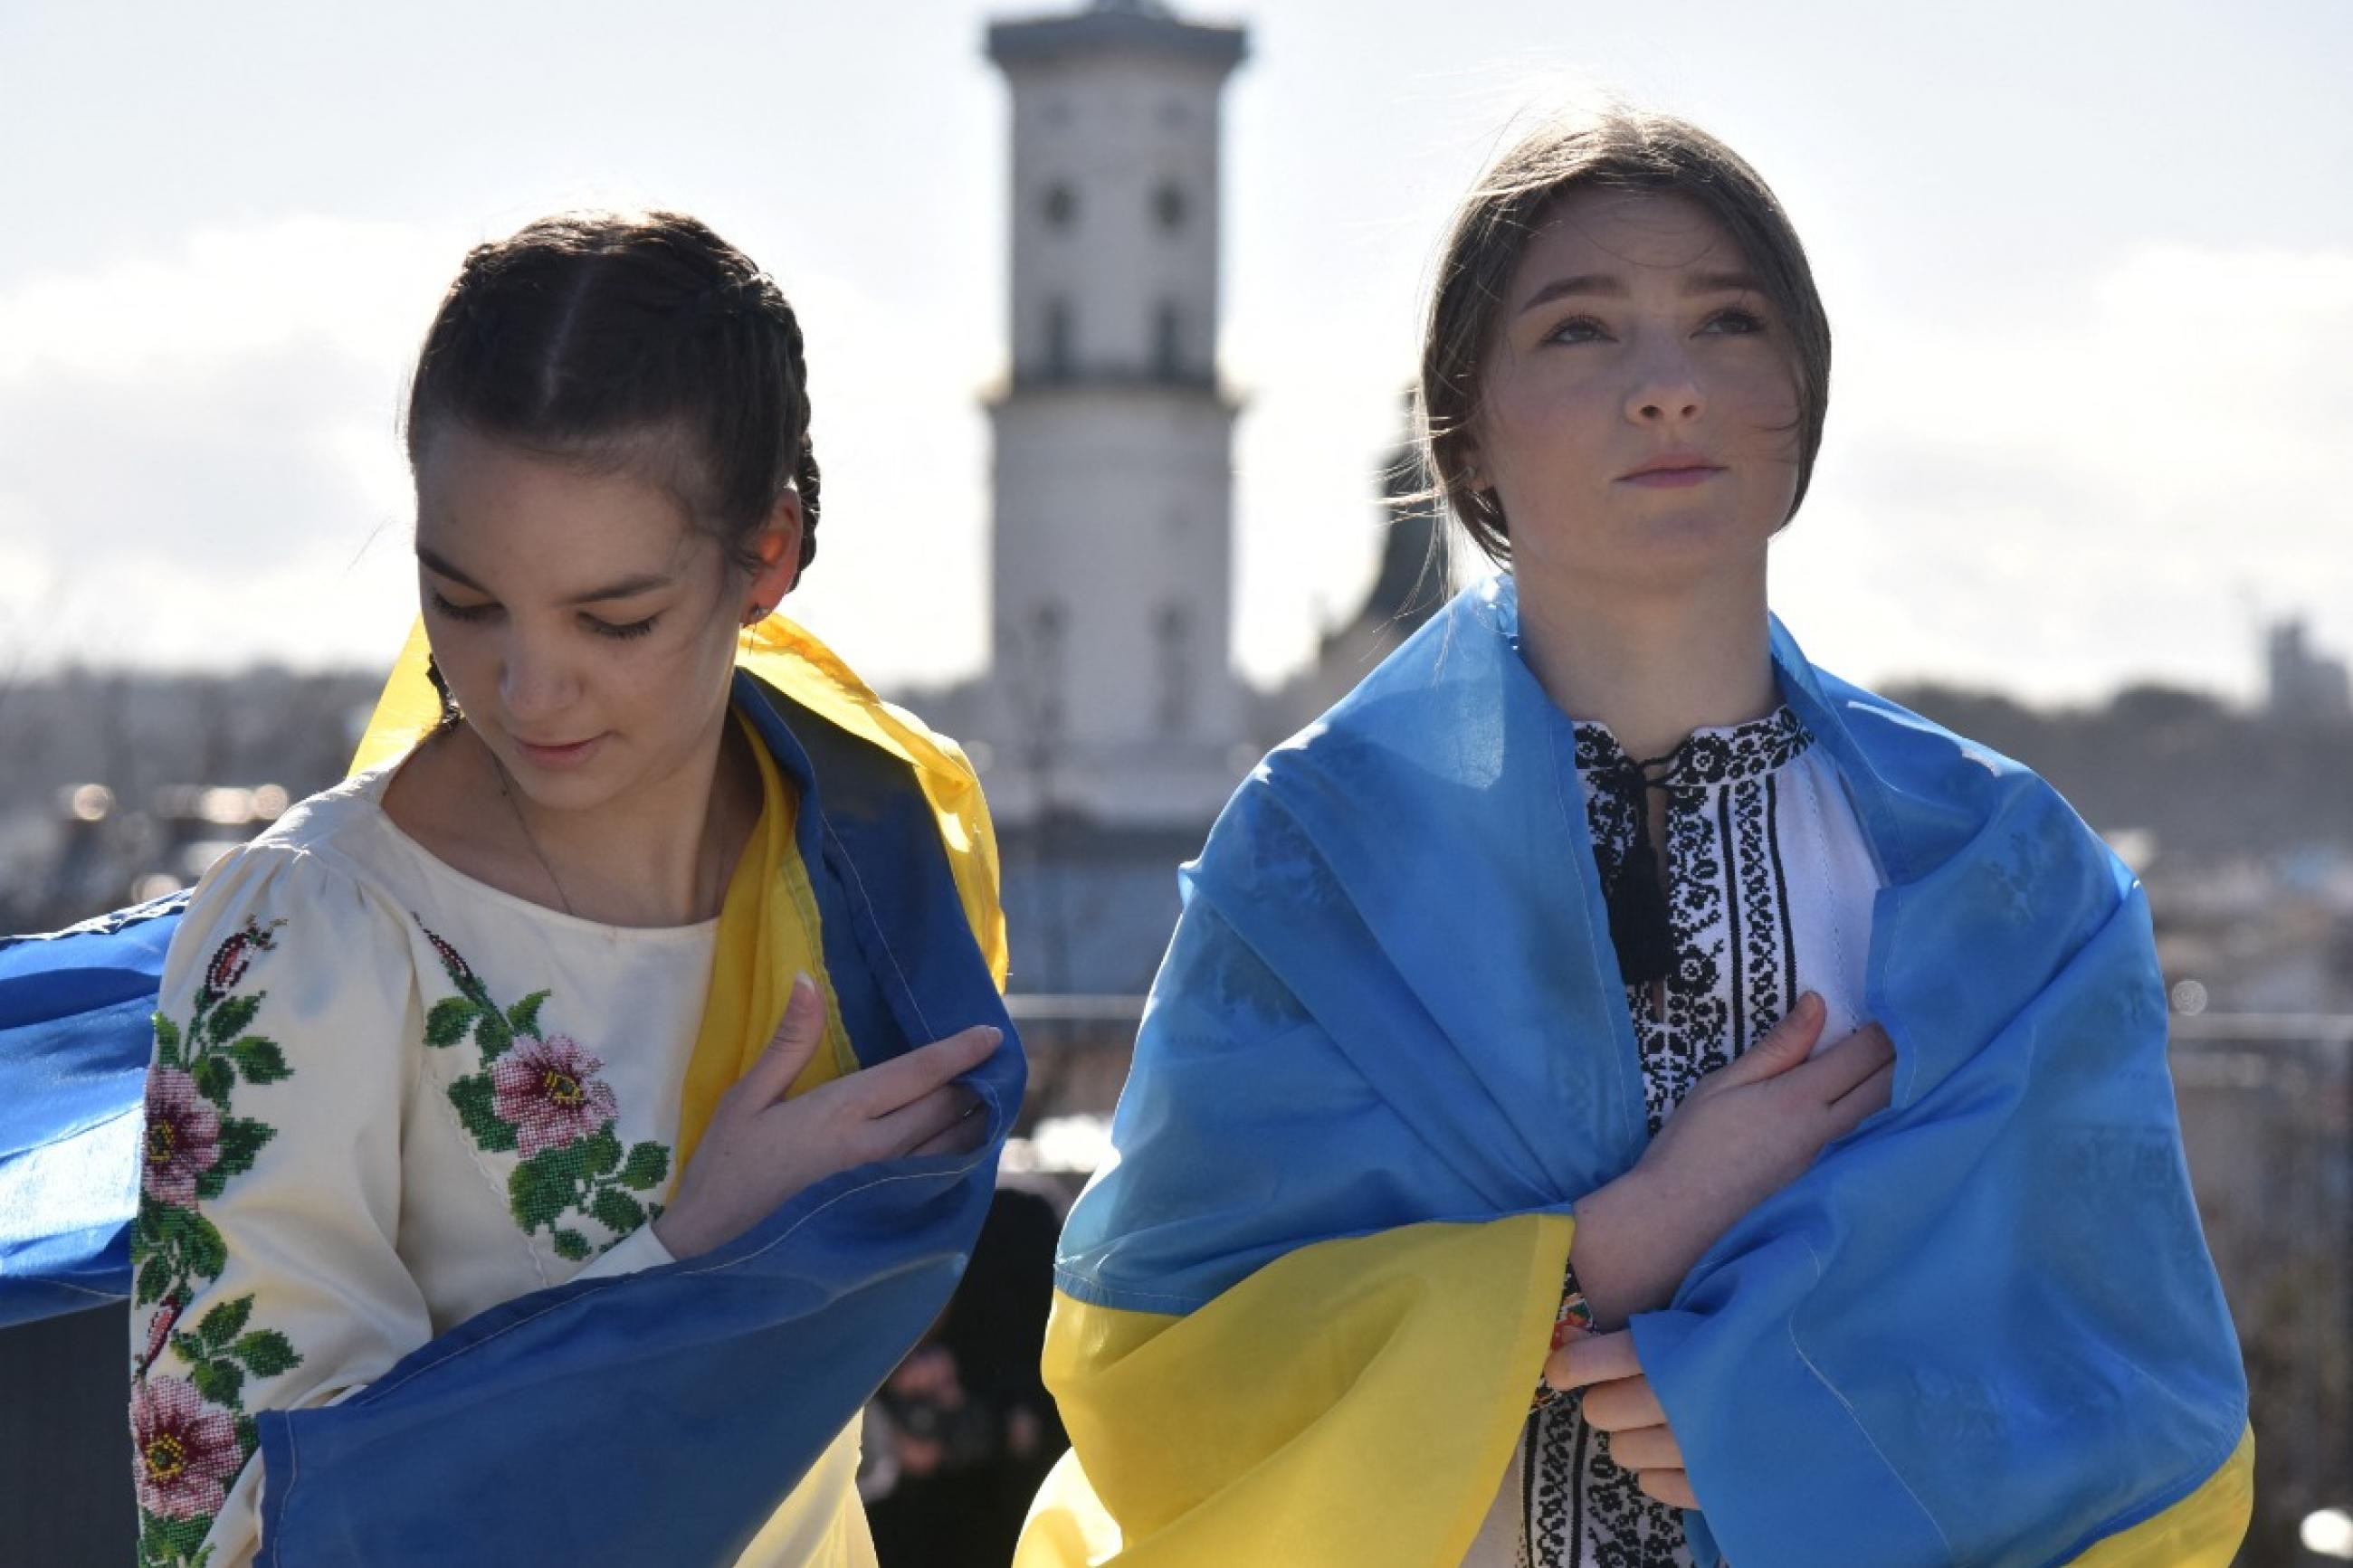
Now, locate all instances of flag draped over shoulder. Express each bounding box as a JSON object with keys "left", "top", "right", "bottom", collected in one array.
[
  {"left": 1020, "top": 576, "right": 2250, "bottom": 1568},
  {"left": 1, "top": 614, "right": 1024, "bottom": 1566}
]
